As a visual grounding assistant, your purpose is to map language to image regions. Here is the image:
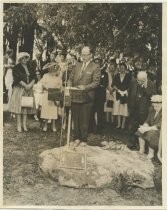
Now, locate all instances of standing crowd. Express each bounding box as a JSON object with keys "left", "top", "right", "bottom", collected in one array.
[{"left": 3, "top": 45, "right": 162, "bottom": 162}]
